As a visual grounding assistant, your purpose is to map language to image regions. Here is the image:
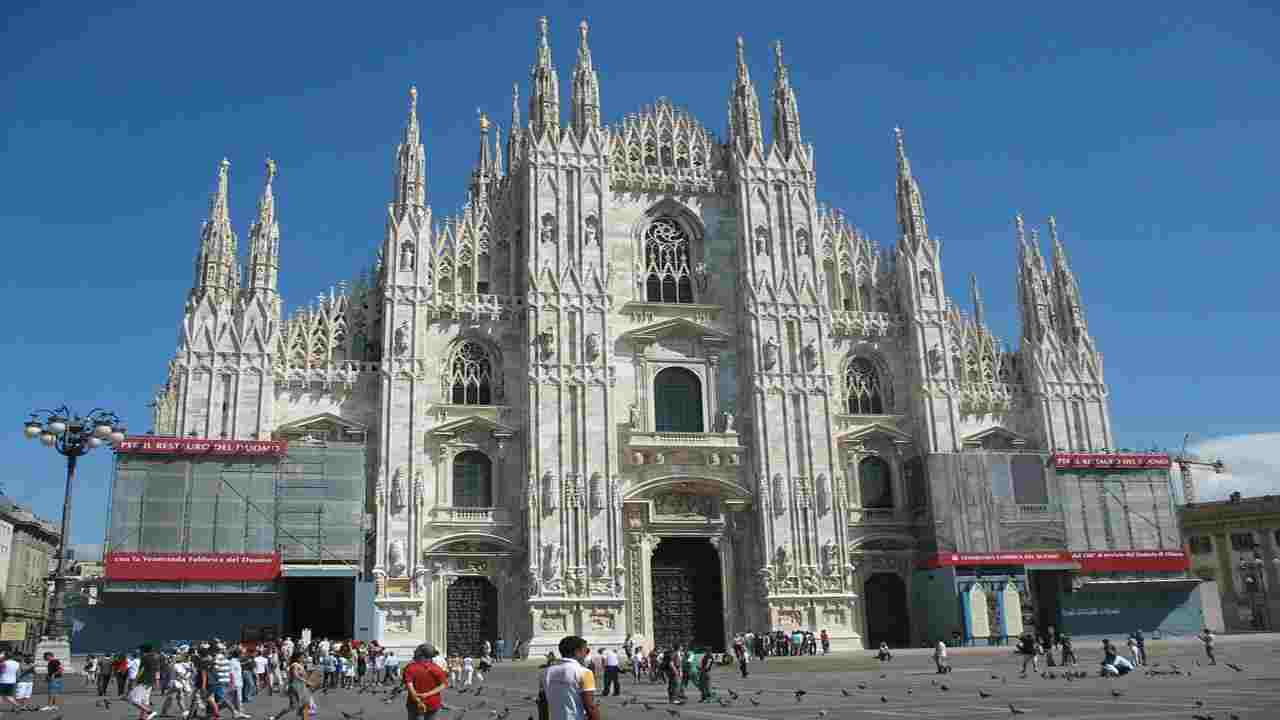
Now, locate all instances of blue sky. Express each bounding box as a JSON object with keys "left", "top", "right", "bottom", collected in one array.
[{"left": 2, "top": 1, "right": 1277, "bottom": 546}]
